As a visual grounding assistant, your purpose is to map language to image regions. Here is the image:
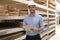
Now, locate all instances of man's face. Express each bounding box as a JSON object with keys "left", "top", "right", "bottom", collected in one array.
[{"left": 28, "top": 5, "right": 36, "bottom": 14}]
